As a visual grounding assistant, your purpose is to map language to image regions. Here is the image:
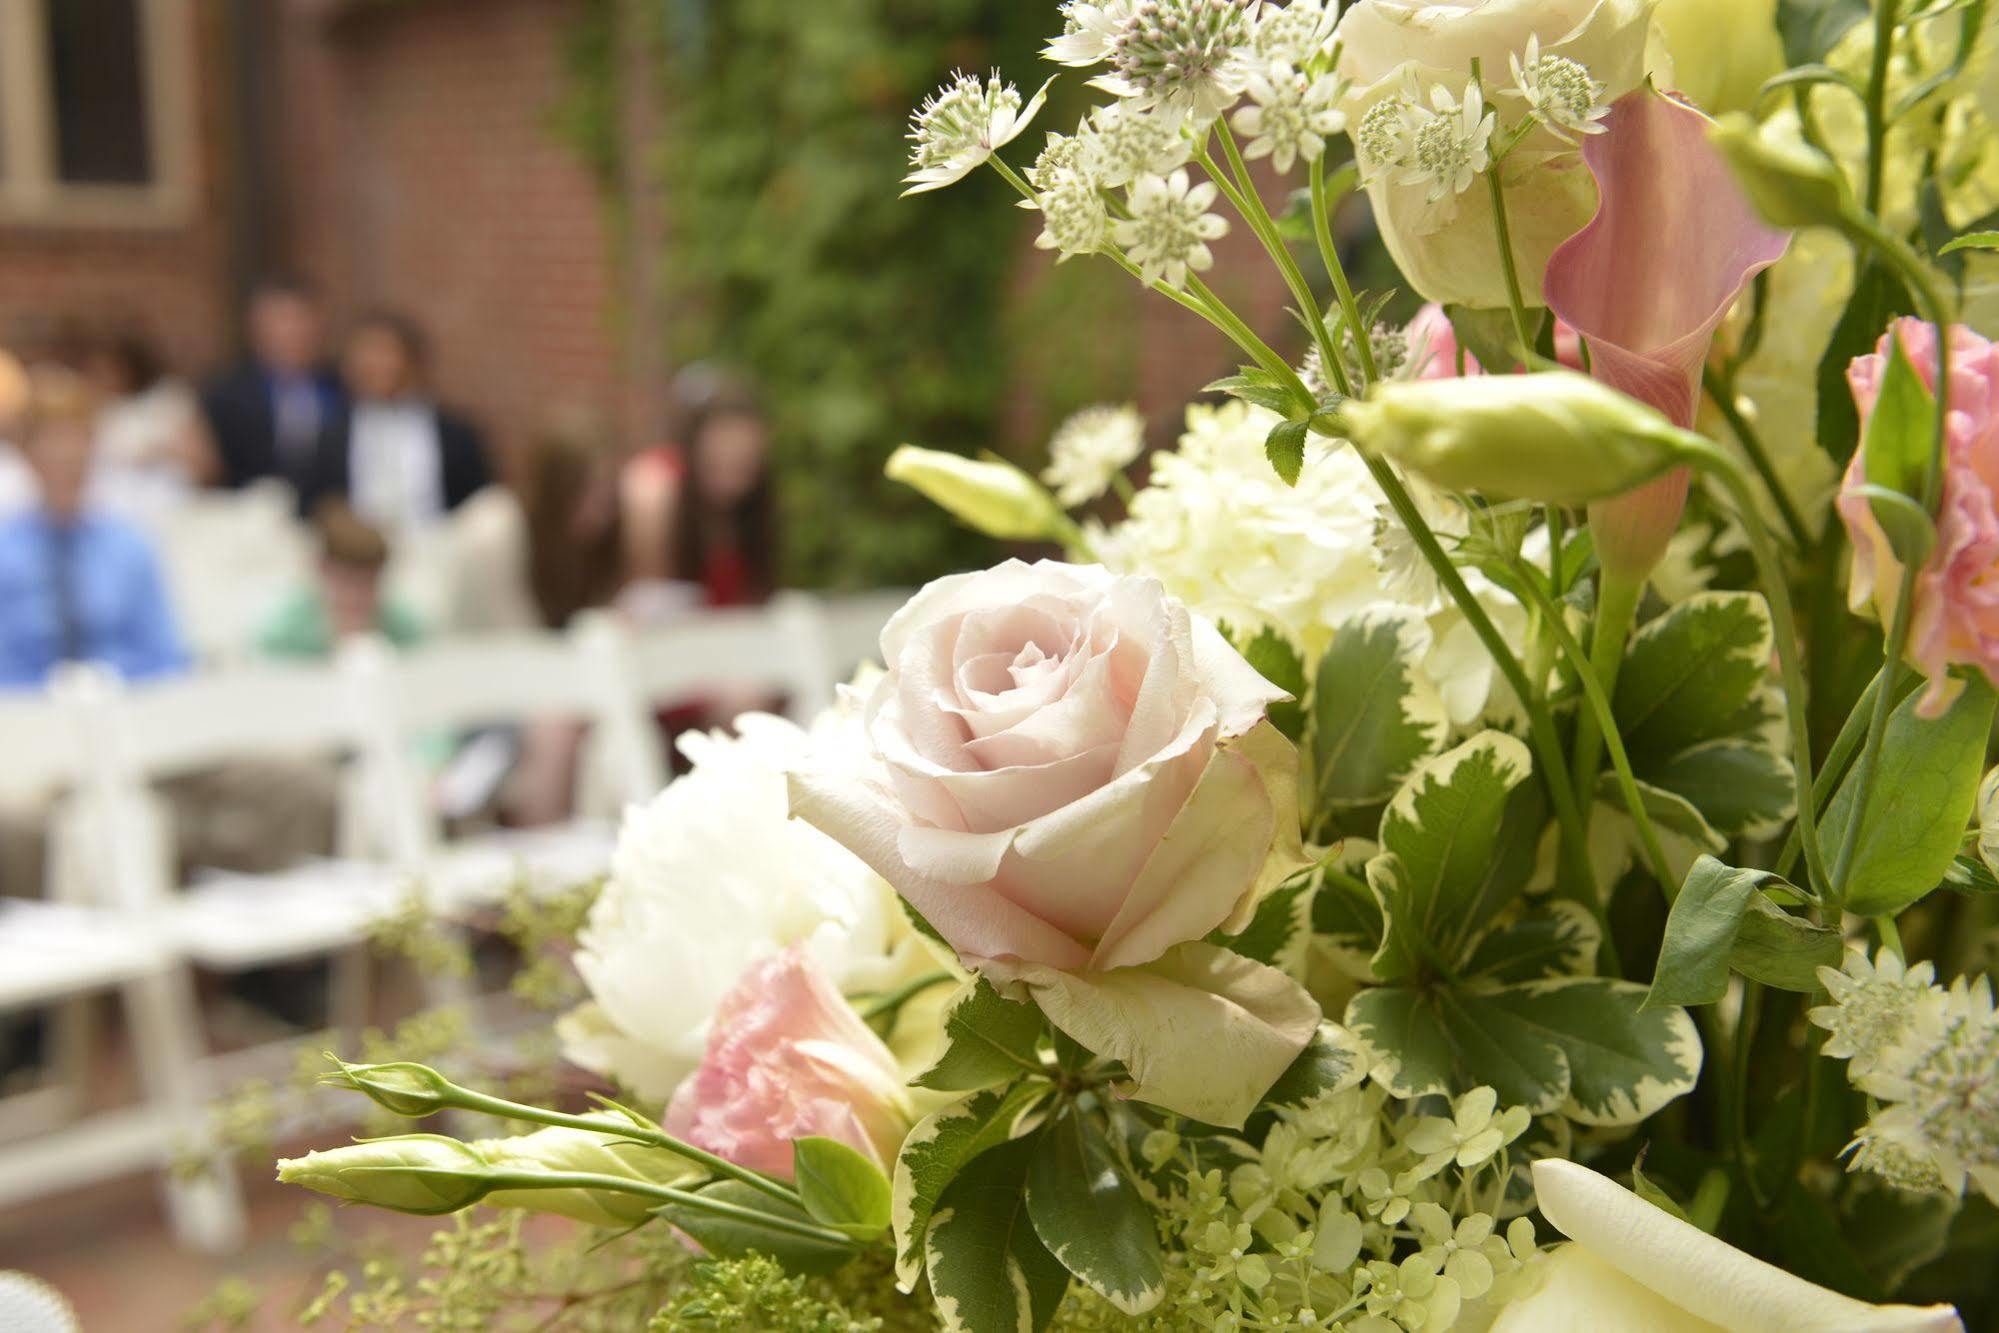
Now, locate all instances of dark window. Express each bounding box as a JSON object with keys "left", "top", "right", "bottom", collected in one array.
[{"left": 43, "top": 0, "right": 153, "bottom": 186}]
